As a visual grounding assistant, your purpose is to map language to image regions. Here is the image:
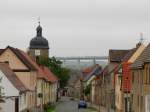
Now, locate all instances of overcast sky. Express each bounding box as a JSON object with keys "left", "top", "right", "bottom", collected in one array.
[{"left": 0, "top": 0, "right": 150, "bottom": 56}]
